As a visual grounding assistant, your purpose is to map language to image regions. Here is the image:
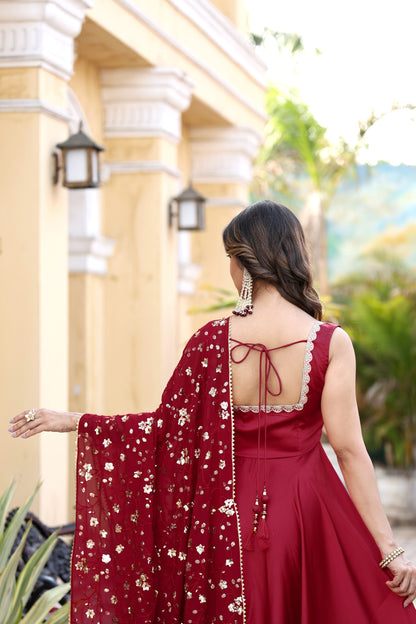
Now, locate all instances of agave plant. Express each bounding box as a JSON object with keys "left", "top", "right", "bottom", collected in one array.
[{"left": 0, "top": 481, "right": 70, "bottom": 624}]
